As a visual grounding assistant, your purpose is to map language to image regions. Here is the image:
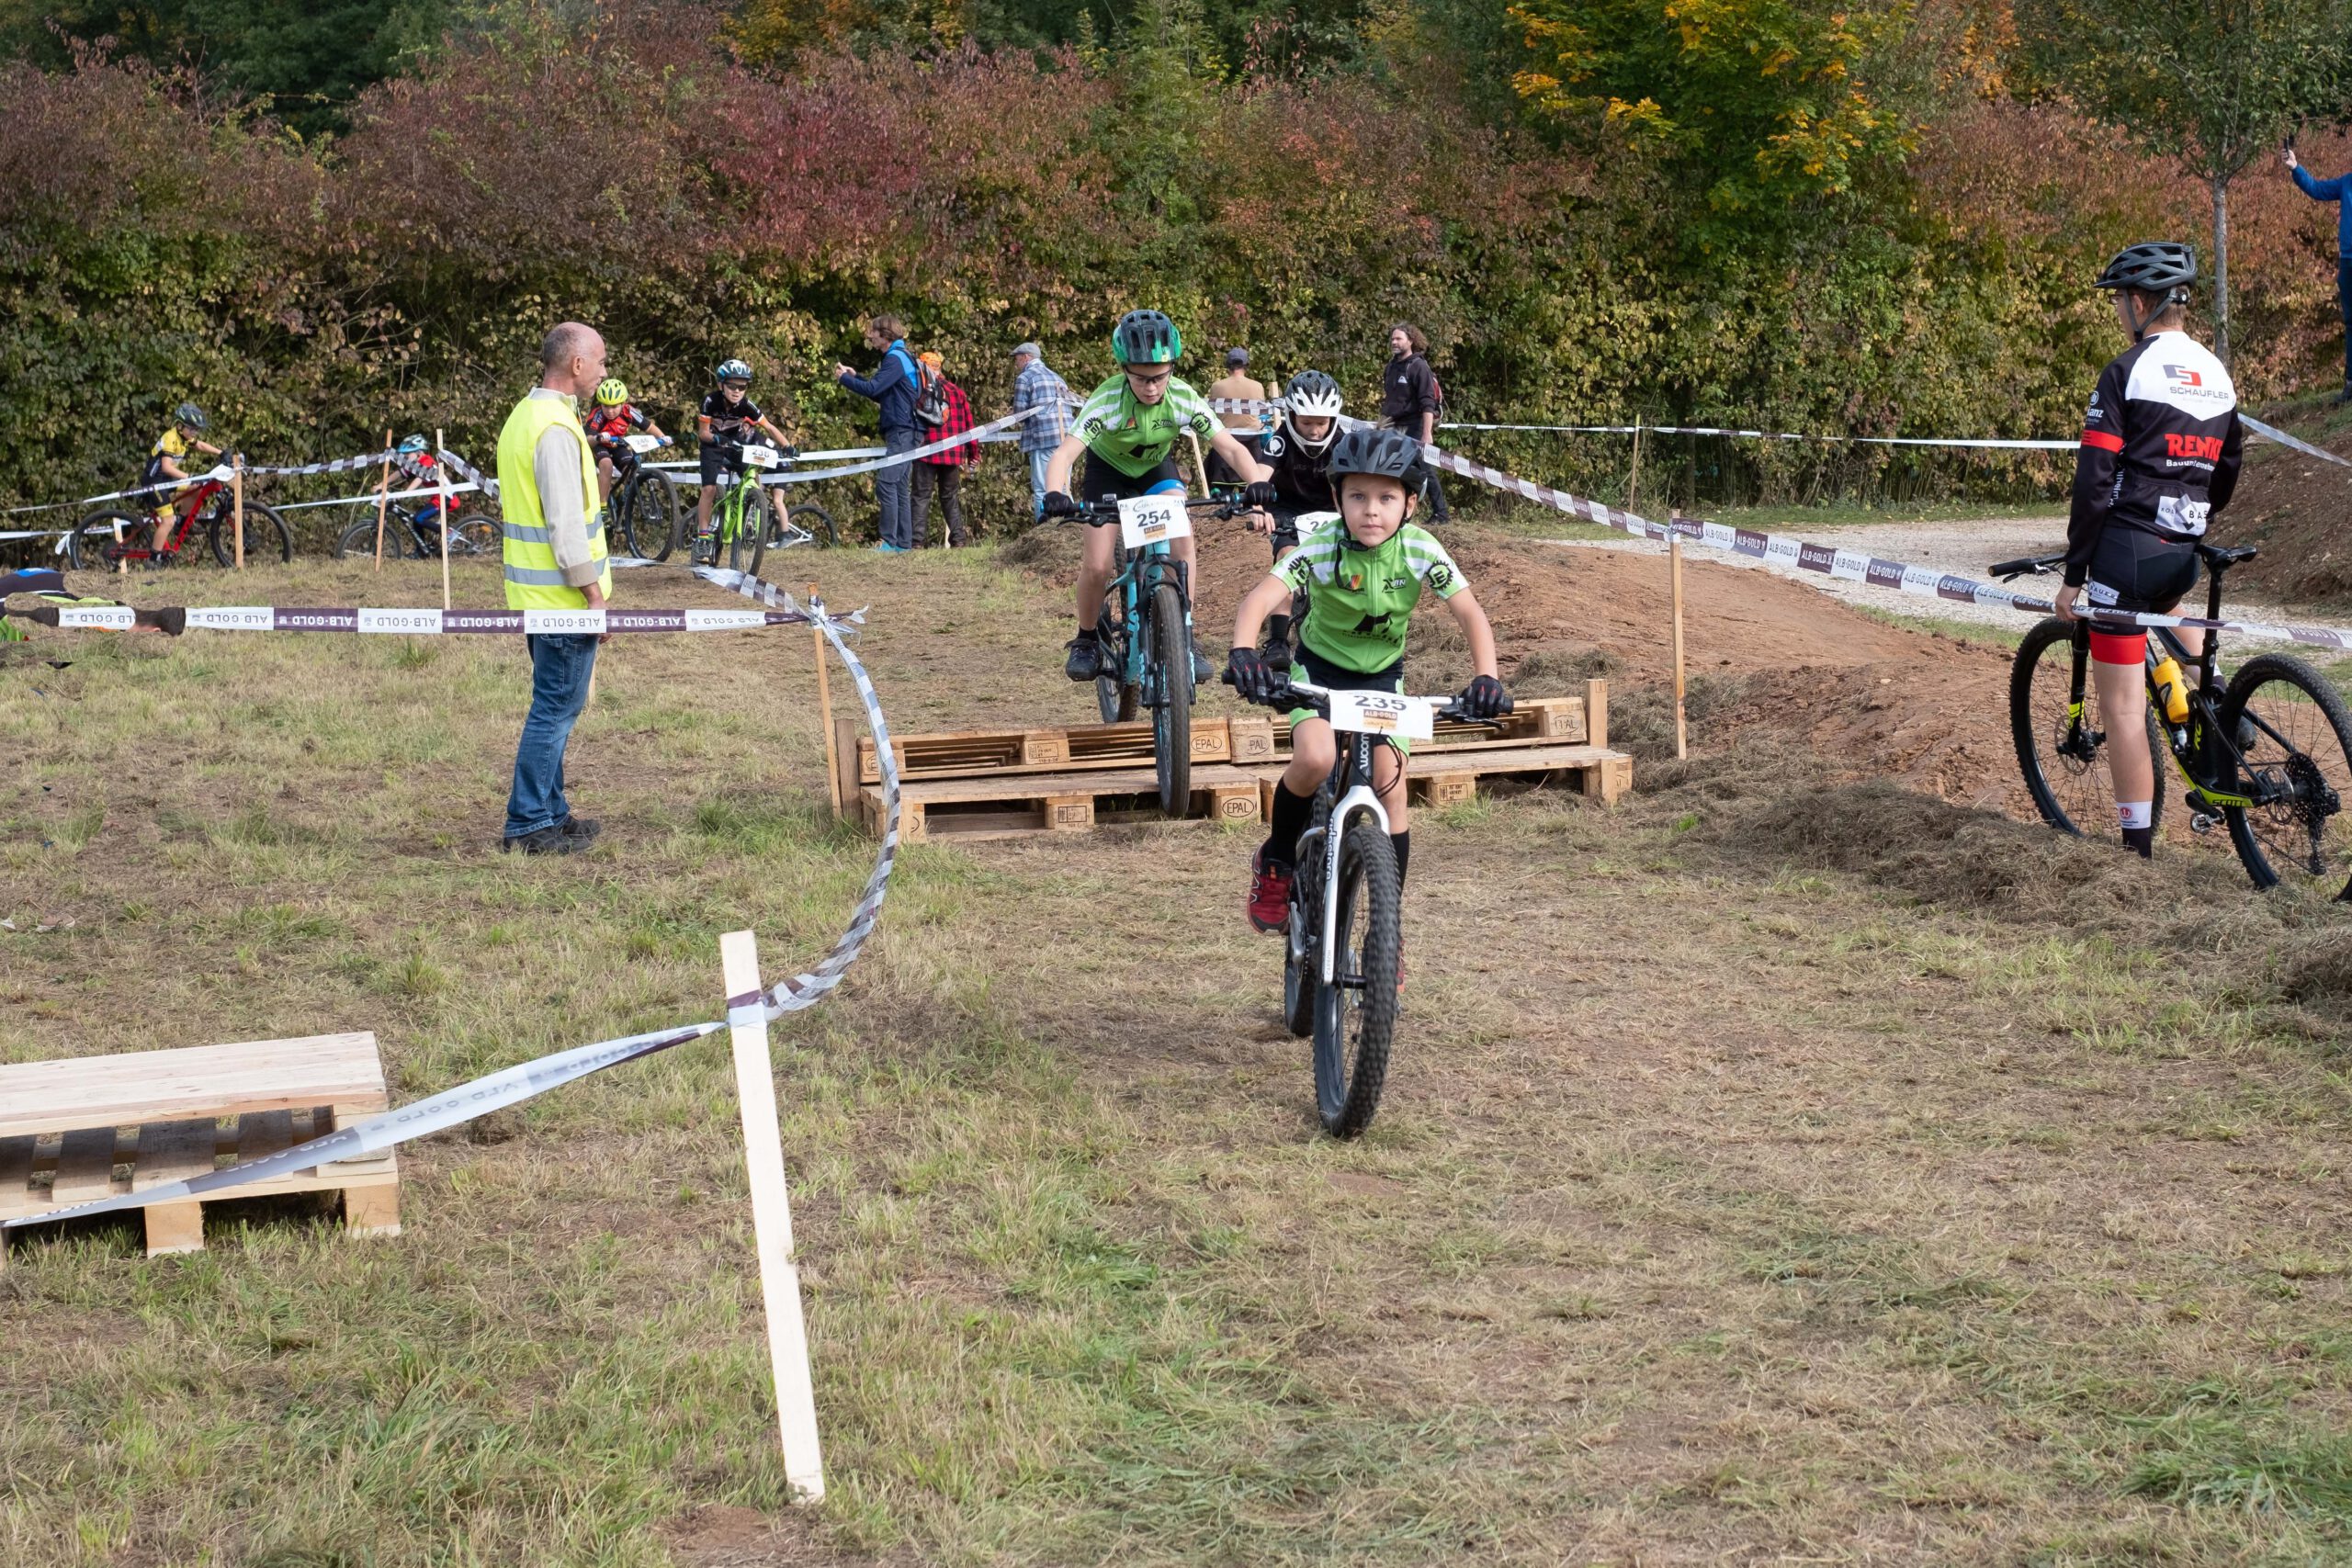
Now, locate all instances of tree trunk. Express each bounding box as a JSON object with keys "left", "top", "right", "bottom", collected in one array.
[{"left": 2212, "top": 174, "right": 2233, "bottom": 365}]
